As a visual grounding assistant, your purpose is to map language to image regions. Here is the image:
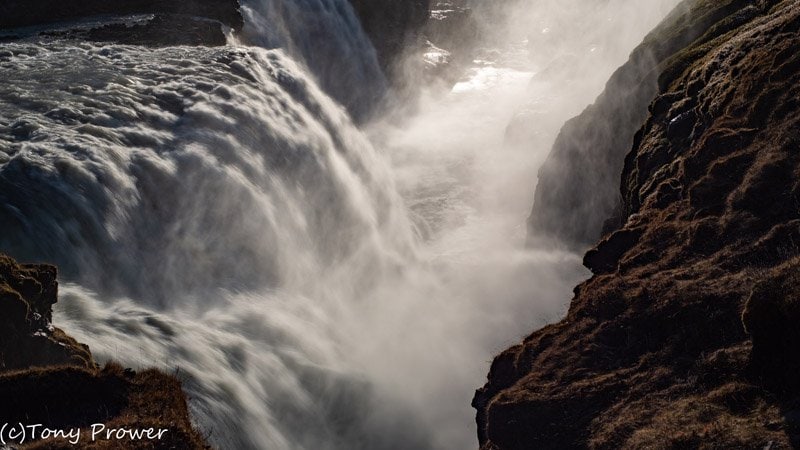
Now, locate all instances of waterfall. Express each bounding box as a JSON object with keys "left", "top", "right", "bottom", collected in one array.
[
  {"left": 238, "top": 0, "right": 387, "bottom": 119},
  {"left": 0, "top": 42, "right": 410, "bottom": 298},
  {"left": 0, "top": 42, "right": 419, "bottom": 449}
]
